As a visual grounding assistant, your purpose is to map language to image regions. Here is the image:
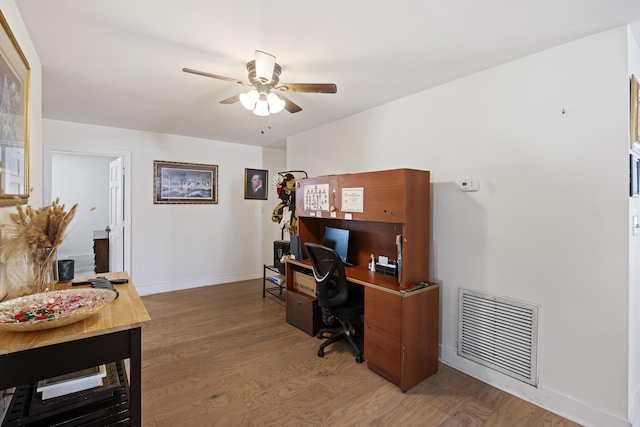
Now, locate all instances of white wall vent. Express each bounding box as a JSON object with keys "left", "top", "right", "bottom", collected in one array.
[{"left": 458, "top": 289, "right": 539, "bottom": 386}]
